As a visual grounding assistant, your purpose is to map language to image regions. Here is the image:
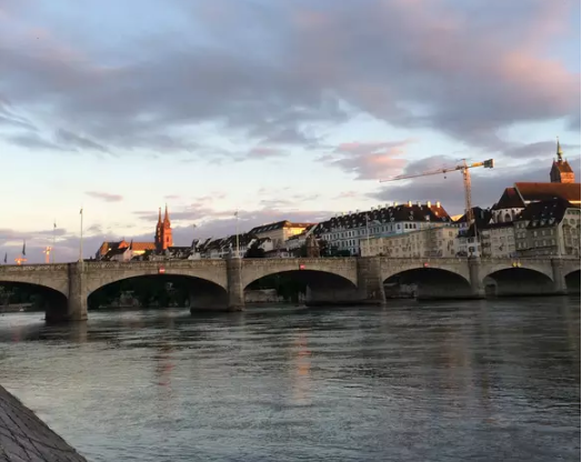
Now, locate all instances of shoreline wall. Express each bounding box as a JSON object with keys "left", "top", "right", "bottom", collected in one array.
[{"left": 0, "top": 385, "right": 87, "bottom": 461}]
